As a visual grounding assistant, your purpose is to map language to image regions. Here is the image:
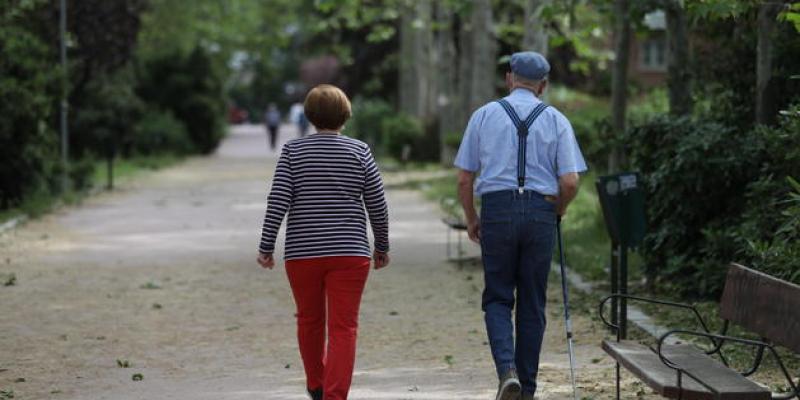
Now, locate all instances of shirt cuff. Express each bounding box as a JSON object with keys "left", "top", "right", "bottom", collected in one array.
[
  {"left": 259, "top": 242, "right": 275, "bottom": 254},
  {"left": 374, "top": 242, "right": 390, "bottom": 253}
]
